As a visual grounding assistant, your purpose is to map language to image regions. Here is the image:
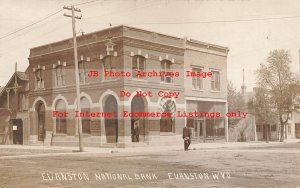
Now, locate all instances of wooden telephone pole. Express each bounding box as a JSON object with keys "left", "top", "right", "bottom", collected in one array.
[{"left": 63, "top": 5, "right": 84, "bottom": 152}]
